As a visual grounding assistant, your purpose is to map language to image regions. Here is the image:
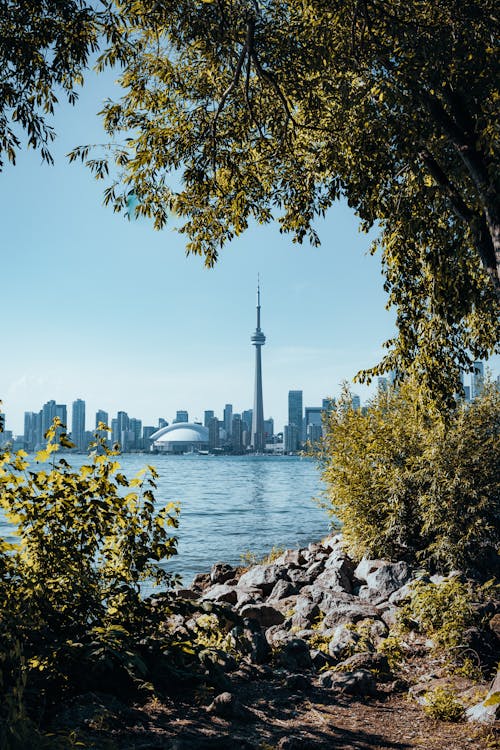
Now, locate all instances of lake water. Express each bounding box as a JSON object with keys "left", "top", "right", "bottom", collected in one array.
[{"left": 0, "top": 454, "right": 331, "bottom": 586}]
